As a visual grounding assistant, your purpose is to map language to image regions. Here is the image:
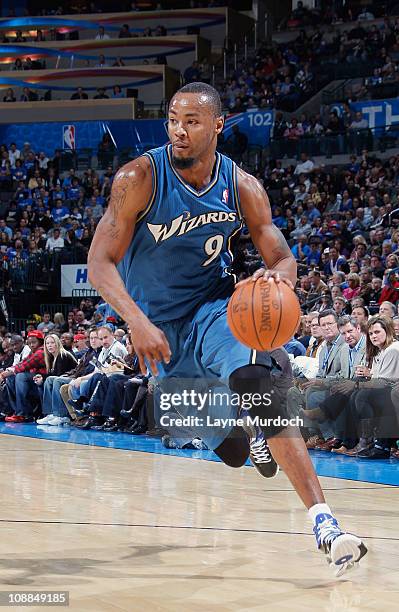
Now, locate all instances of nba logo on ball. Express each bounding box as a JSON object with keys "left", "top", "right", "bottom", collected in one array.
[{"left": 63, "top": 125, "right": 76, "bottom": 150}]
